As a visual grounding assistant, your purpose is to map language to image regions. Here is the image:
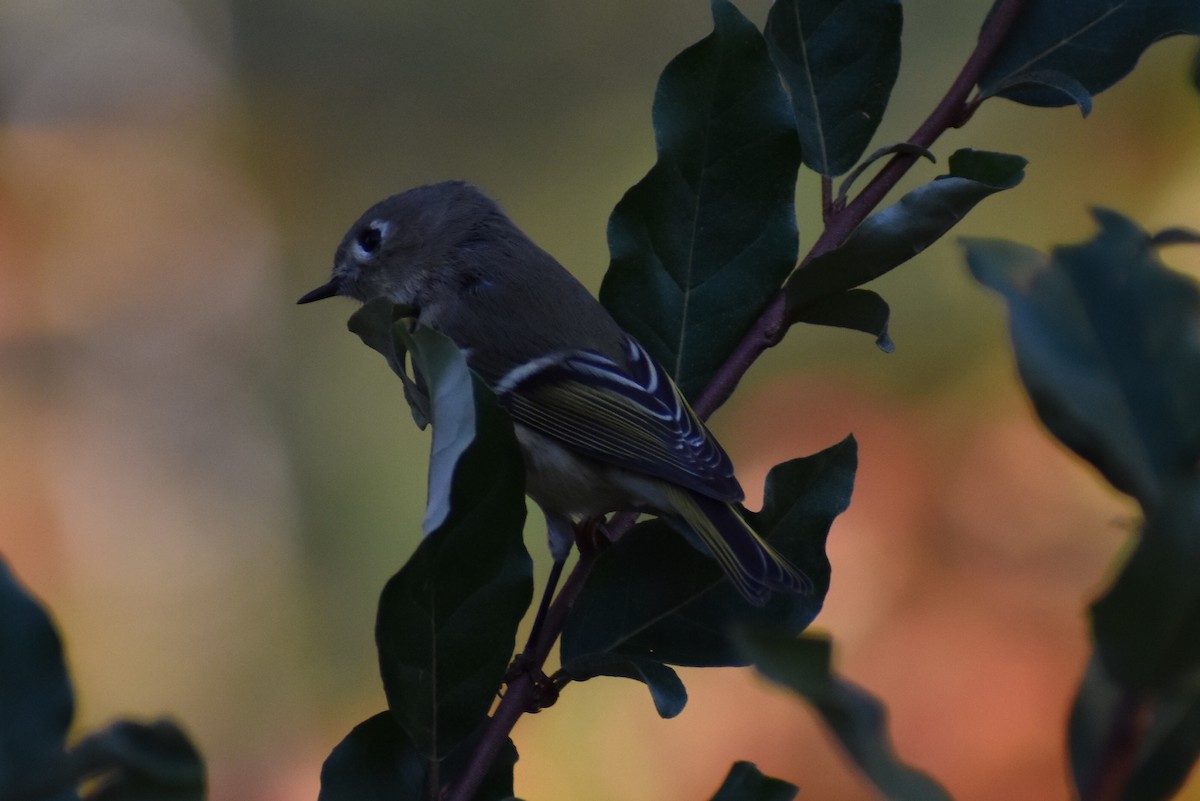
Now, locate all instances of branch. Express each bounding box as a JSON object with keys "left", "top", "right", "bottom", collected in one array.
[
  {"left": 443, "top": 1, "right": 1033, "bottom": 795},
  {"left": 1081, "top": 692, "right": 1153, "bottom": 801},
  {"left": 818, "top": 0, "right": 1027, "bottom": 256},
  {"left": 694, "top": 0, "right": 1031, "bottom": 417},
  {"left": 442, "top": 548, "right": 600, "bottom": 801}
]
